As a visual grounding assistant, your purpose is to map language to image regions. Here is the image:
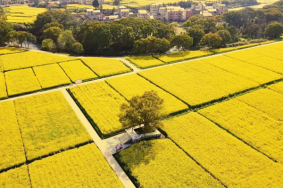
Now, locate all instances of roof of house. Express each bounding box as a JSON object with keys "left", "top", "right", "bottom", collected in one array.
[{"left": 138, "top": 10, "right": 148, "bottom": 14}]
